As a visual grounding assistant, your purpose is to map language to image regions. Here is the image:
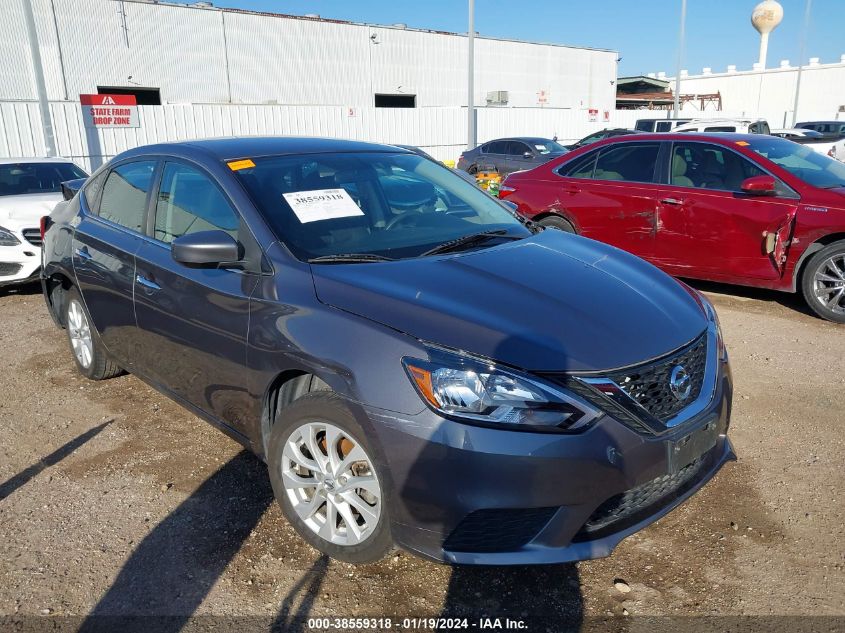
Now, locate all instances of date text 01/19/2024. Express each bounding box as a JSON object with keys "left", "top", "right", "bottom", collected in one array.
[{"left": 306, "top": 617, "right": 529, "bottom": 630}]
